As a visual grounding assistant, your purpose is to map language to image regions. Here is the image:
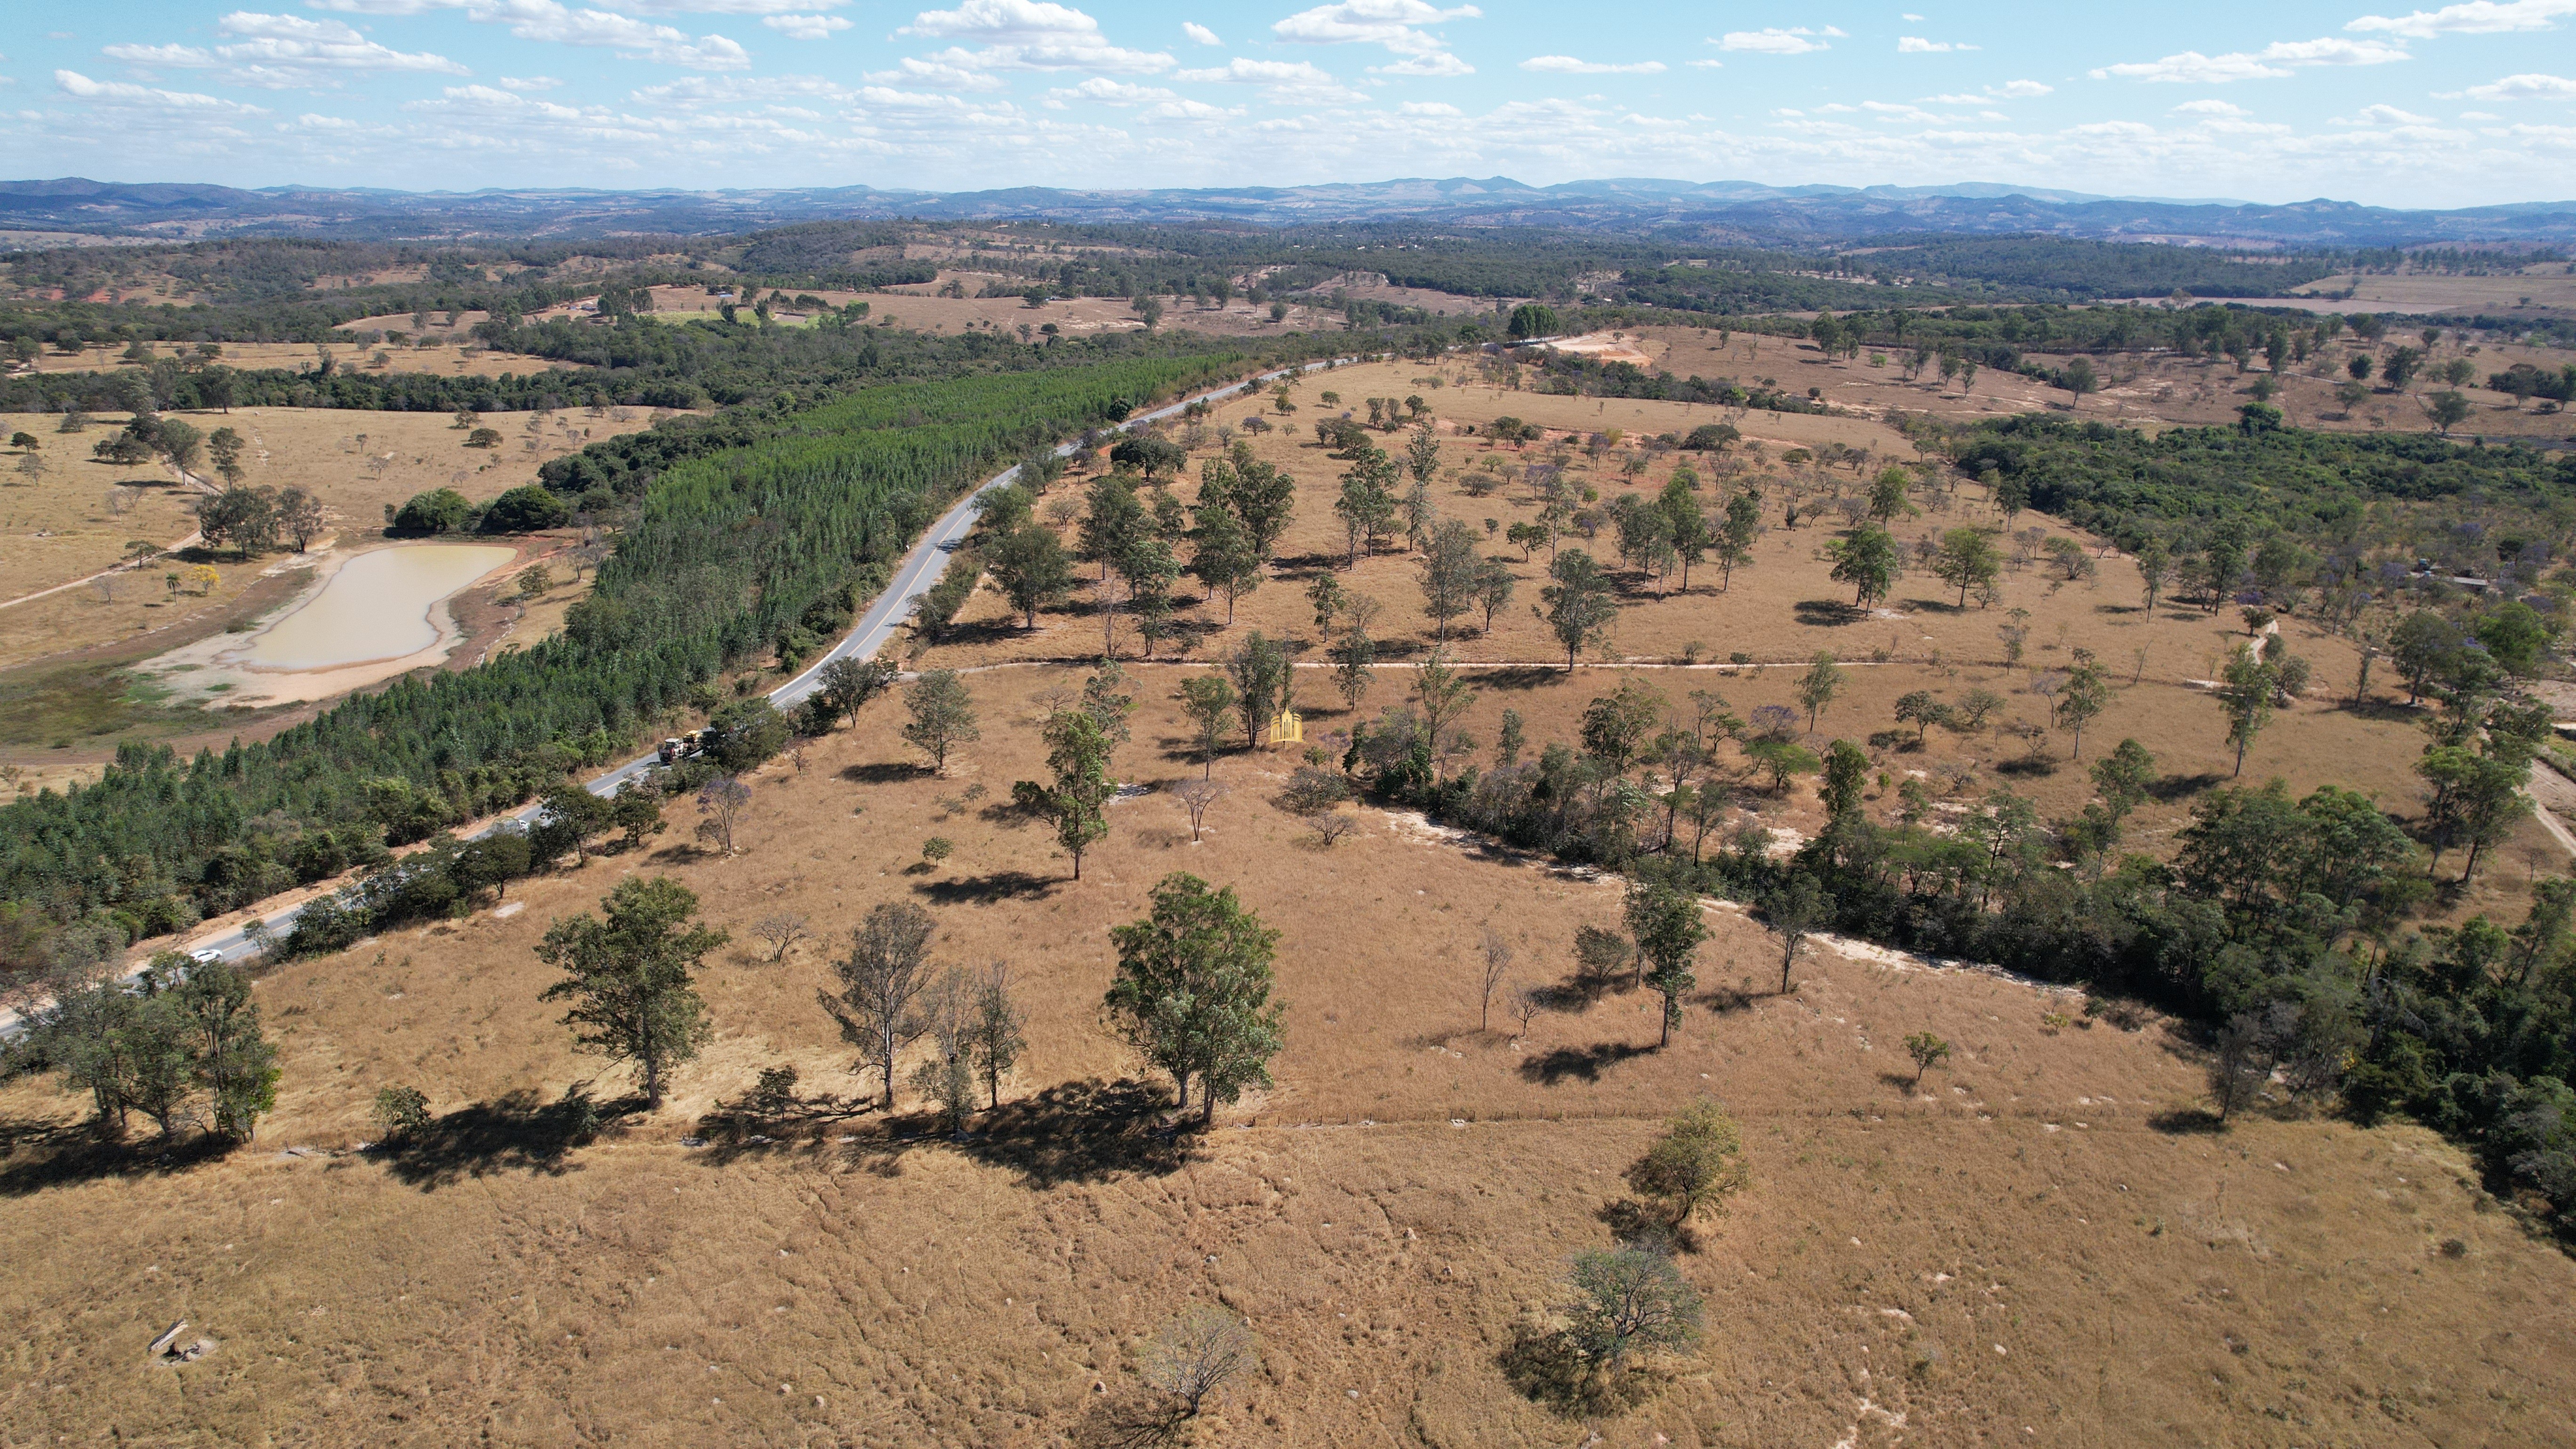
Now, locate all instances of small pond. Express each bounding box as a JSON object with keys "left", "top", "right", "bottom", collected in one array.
[{"left": 242, "top": 544, "right": 516, "bottom": 671}]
